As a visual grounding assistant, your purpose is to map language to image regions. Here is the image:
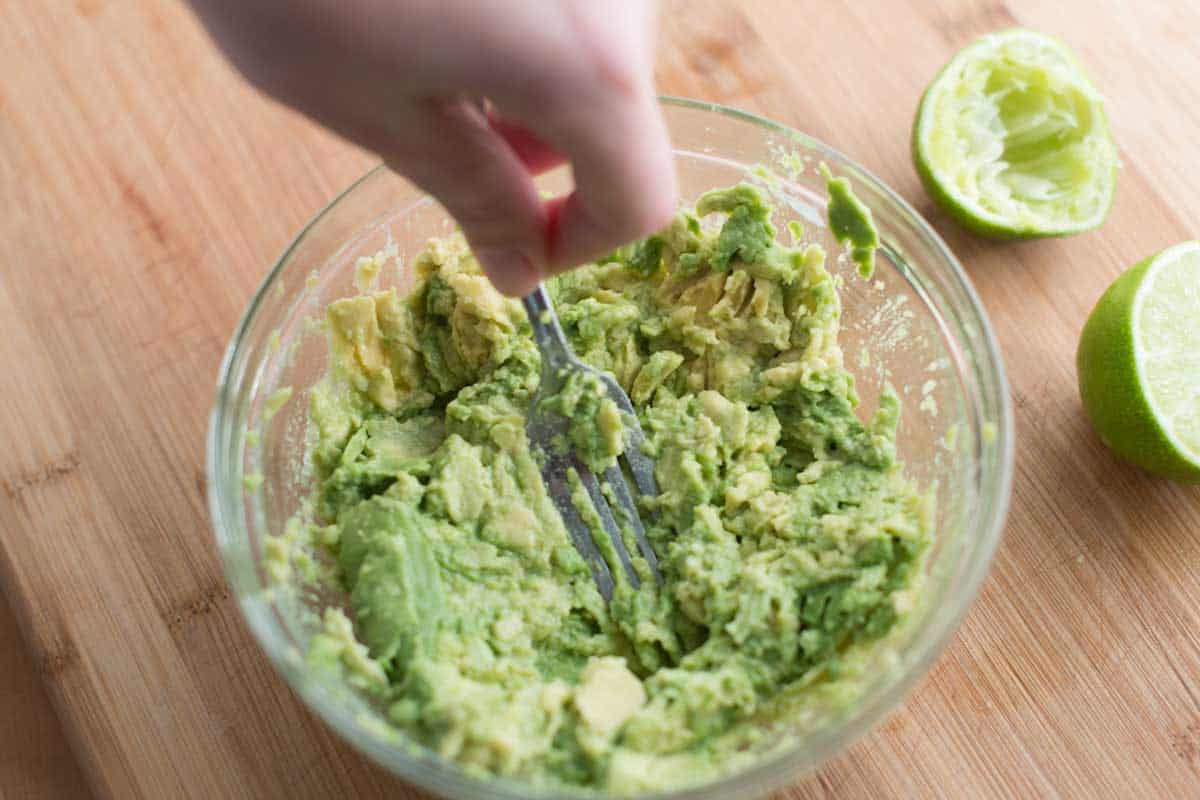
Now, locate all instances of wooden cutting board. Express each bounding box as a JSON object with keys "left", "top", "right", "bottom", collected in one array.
[{"left": 3, "top": 1, "right": 1200, "bottom": 797}]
